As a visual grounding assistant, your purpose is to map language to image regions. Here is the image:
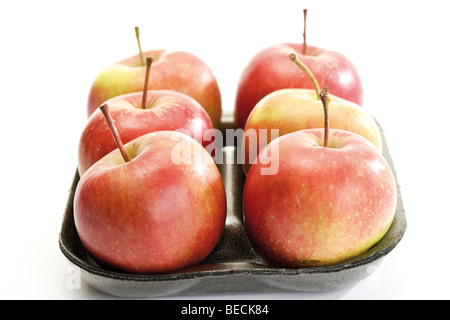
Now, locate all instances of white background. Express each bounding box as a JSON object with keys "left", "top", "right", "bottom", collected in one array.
[{"left": 0, "top": 0, "right": 448, "bottom": 300}]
